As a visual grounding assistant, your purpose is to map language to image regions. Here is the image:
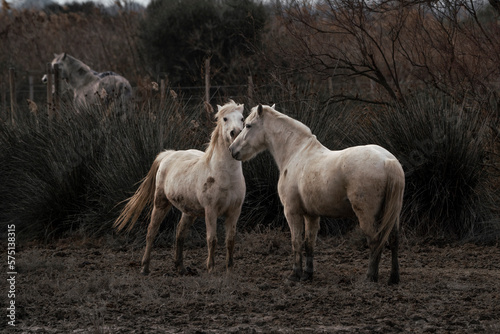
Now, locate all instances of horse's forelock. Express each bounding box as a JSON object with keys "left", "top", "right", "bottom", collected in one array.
[
  {"left": 204, "top": 101, "right": 243, "bottom": 163},
  {"left": 215, "top": 100, "right": 241, "bottom": 119}
]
